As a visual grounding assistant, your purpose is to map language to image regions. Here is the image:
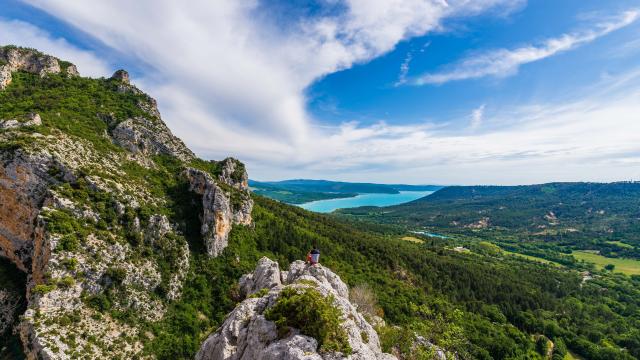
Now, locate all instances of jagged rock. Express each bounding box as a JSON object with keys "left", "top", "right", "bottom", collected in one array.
[
  {"left": 0, "top": 46, "right": 75, "bottom": 89},
  {"left": 145, "top": 214, "right": 172, "bottom": 245},
  {"left": 0, "top": 113, "right": 42, "bottom": 129},
  {"left": 111, "top": 116, "right": 196, "bottom": 162},
  {"left": 196, "top": 258, "right": 397, "bottom": 360},
  {"left": 111, "top": 69, "right": 130, "bottom": 84},
  {"left": 219, "top": 158, "right": 249, "bottom": 190},
  {"left": 184, "top": 167, "right": 253, "bottom": 257},
  {"left": 239, "top": 257, "right": 281, "bottom": 297}
]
